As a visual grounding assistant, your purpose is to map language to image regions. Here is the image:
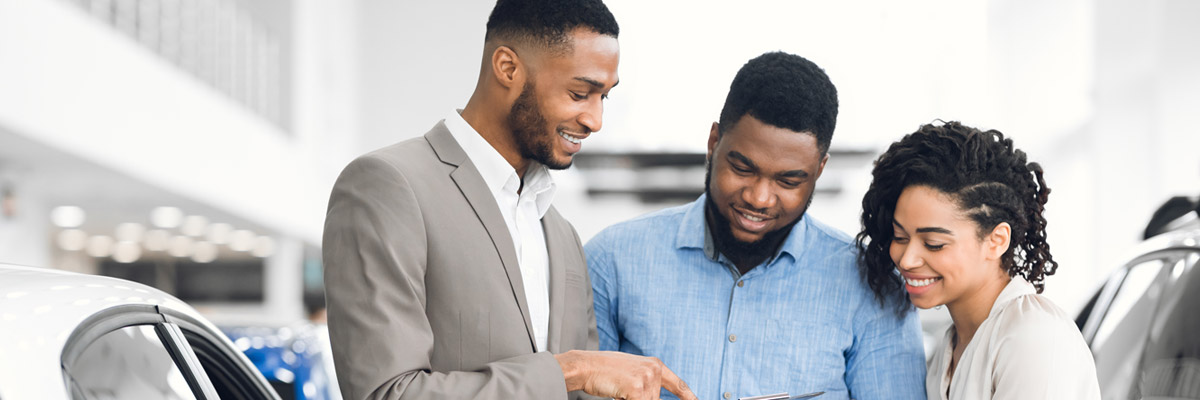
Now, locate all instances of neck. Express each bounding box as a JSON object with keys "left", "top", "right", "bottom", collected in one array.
[
  {"left": 461, "top": 96, "right": 529, "bottom": 177},
  {"left": 945, "top": 270, "right": 1011, "bottom": 349}
]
